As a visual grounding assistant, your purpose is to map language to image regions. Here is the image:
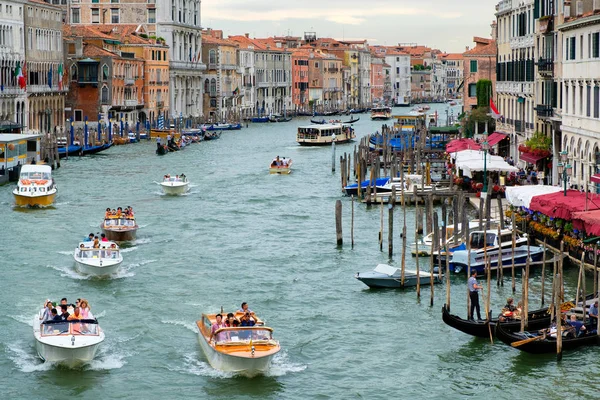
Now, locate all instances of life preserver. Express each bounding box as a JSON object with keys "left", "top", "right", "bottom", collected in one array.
[{"left": 20, "top": 179, "right": 30, "bottom": 185}]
